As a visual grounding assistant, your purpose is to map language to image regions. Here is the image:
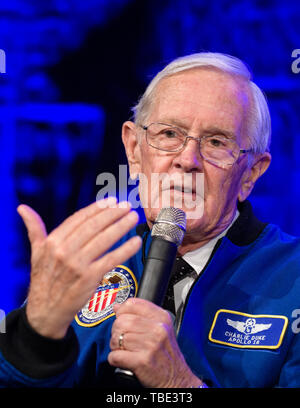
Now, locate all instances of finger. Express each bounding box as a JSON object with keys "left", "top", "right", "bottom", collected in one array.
[
  {"left": 108, "top": 349, "right": 138, "bottom": 371},
  {"left": 110, "top": 323, "right": 165, "bottom": 352},
  {"left": 79, "top": 209, "right": 139, "bottom": 262},
  {"left": 49, "top": 196, "right": 117, "bottom": 244},
  {"left": 110, "top": 331, "right": 144, "bottom": 352},
  {"left": 63, "top": 202, "right": 133, "bottom": 254},
  {"left": 112, "top": 313, "right": 158, "bottom": 337},
  {"left": 115, "top": 298, "right": 172, "bottom": 324},
  {"left": 90, "top": 235, "right": 142, "bottom": 278},
  {"left": 17, "top": 204, "right": 47, "bottom": 246},
  {"left": 113, "top": 302, "right": 122, "bottom": 314}
]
